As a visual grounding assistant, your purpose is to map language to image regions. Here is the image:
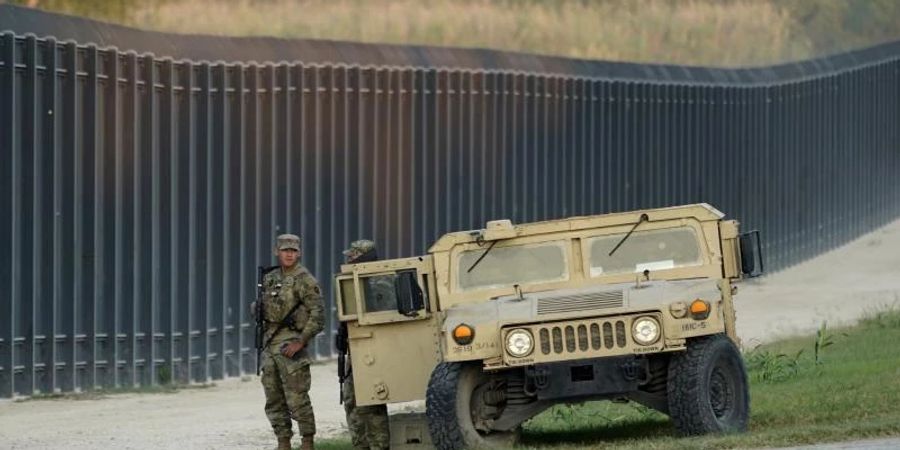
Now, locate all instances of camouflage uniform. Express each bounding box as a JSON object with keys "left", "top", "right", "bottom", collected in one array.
[
  {"left": 260, "top": 235, "right": 325, "bottom": 445},
  {"left": 341, "top": 240, "right": 391, "bottom": 450},
  {"left": 342, "top": 362, "right": 390, "bottom": 450}
]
